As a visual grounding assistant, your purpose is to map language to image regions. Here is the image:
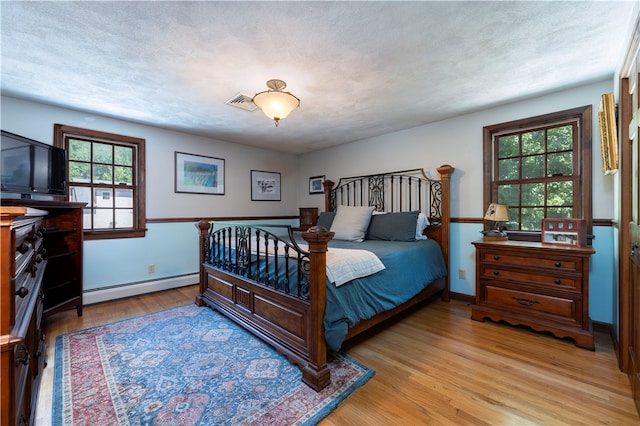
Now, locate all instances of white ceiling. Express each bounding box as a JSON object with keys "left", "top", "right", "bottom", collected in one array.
[{"left": 1, "top": 1, "right": 637, "bottom": 154}]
